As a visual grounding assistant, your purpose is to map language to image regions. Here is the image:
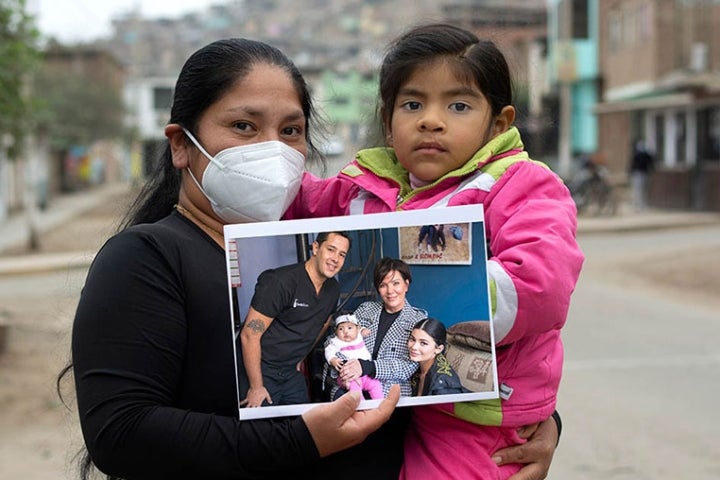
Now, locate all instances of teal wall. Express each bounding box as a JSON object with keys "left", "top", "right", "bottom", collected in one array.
[
  {"left": 320, "top": 70, "right": 377, "bottom": 125},
  {"left": 547, "top": 0, "right": 600, "bottom": 156}
]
